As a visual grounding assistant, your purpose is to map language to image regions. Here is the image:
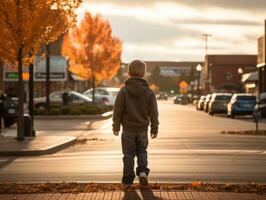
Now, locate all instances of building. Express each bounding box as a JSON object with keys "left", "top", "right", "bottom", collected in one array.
[
  {"left": 257, "top": 20, "right": 266, "bottom": 94},
  {"left": 204, "top": 55, "right": 257, "bottom": 93},
  {"left": 241, "top": 71, "right": 258, "bottom": 94},
  {"left": 2, "top": 37, "right": 90, "bottom": 97},
  {"left": 120, "top": 61, "right": 203, "bottom": 93},
  {"left": 121, "top": 61, "right": 202, "bottom": 77}
]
